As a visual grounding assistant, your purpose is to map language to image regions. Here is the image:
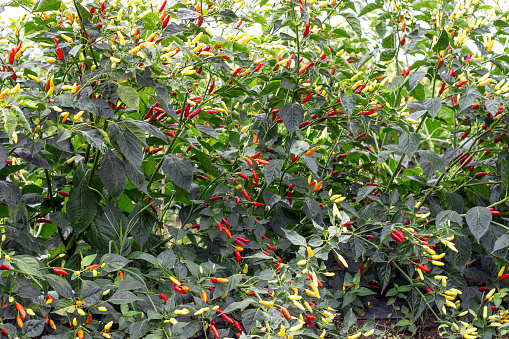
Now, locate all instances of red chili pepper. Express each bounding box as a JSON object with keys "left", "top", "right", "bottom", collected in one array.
[
  {"left": 263, "top": 250, "right": 271, "bottom": 256},
  {"left": 299, "top": 121, "right": 312, "bottom": 128},
  {"left": 456, "top": 80, "right": 468, "bottom": 88},
  {"left": 58, "top": 191, "right": 69, "bottom": 197},
  {"left": 37, "top": 218, "right": 52, "bottom": 224},
  {"left": 237, "top": 236, "right": 250, "bottom": 244},
  {"left": 251, "top": 152, "right": 261, "bottom": 159},
  {"left": 452, "top": 96, "right": 457, "bottom": 105},
  {"left": 253, "top": 202, "right": 264, "bottom": 206},
  {"left": 0, "top": 265, "right": 10, "bottom": 270},
  {"left": 306, "top": 315, "right": 317, "bottom": 321},
  {"left": 479, "top": 286, "right": 489, "bottom": 291},
  {"left": 251, "top": 170, "right": 259, "bottom": 185},
  {"left": 188, "top": 107, "right": 201, "bottom": 119},
  {"left": 220, "top": 313, "right": 234, "bottom": 324},
  {"left": 174, "top": 285, "right": 186, "bottom": 294},
  {"left": 281, "top": 307, "right": 291, "bottom": 318},
  {"left": 242, "top": 189, "right": 251, "bottom": 201},
  {"left": 159, "top": 293, "right": 168, "bottom": 302},
  {"left": 492, "top": 211, "right": 501, "bottom": 215},
  {"left": 438, "top": 82, "right": 446, "bottom": 94},
  {"left": 210, "top": 324, "right": 220, "bottom": 339},
  {"left": 500, "top": 274, "right": 509, "bottom": 281},
  {"left": 57, "top": 48, "right": 64, "bottom": 61},
  {"left": 465, "top": 53, "right": 472, "bottom": 65},
  {"left": 302, "top": 93, "right": 313, "bottom": 103},
  {"left": 217, "top": 222, "right": 223, "bottom": 232},
  {"left": 9, "top": 49, "right": 15, "bottom": 64},
  {"left": 416, "top": 263, "right": 430, "bottom": 272},
  {"left": 400, "top": 35, "right": 406, "bottom": 46},
  {"left": 475, "top": 172, "right": 487, "bottom": 178},
  {"left": 162, "top": 15, "right": 170, "bottom": 28},
  {"left": 210, "top": 278, "right": 218, "bottom": 283},
  {"left": 303, "top": 21, "right": 311, "bottom": 37},
  {"left": 235, "top": 250, "right": 241, "bottom": 262},
  {"left": 224, "top": 228, "right": 232, "bottom": 239},
  {"left": 238, "top": 173, "right": 249, "bottom": 181},
  {"left": 233, "top": 67, "right": 243, "bottom": 76},
  {"left": 210, "top": 196, "right": 221, "bottom": 202},
  {"left": 355, "top": 84, "right": 366, "bottom": 94},
  {"left": 54, "top": 267, "right": 68, "bottom": 275},
  {"left": 356, "top": 132, "right": 367, "bottom": 139},
  {"left": 234, "top": 321, "right": 242, "bottom": 332},
  {"left": 255, "top": 63, "right": 263, "bottom": 71}
]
